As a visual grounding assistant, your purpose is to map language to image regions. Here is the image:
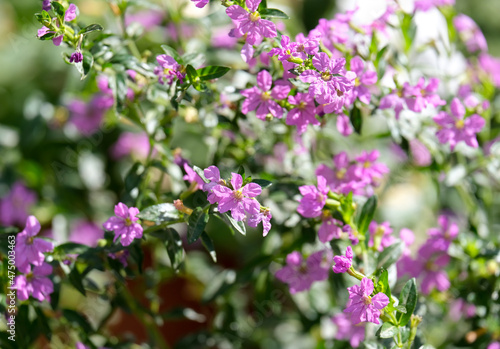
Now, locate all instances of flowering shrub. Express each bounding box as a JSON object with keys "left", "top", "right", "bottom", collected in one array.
[{"left": 1, "top": 0, "right": 500, "bottom": 348}]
